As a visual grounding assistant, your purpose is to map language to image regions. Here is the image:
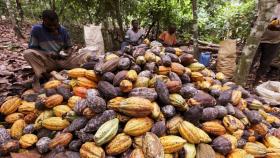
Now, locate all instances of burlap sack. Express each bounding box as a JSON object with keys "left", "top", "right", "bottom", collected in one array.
[{"left": 216, "top": 39, "right": 237, "bottom": 79}]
